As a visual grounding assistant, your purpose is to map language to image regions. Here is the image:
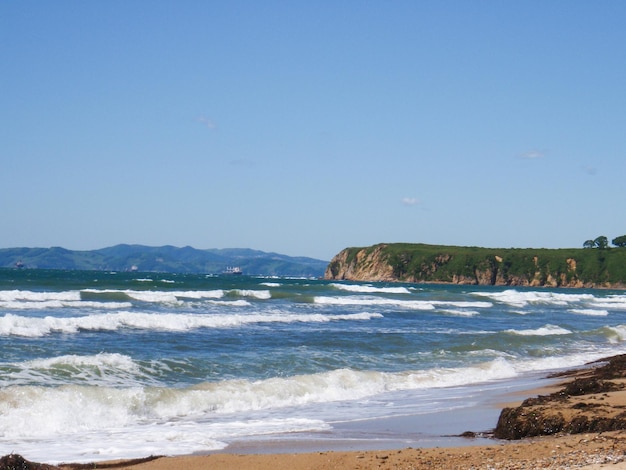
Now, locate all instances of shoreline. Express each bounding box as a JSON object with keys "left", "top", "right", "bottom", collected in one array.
[
  {"left": 6, "top": 356, "right": 626, "bottom": 470},
  {"left": 14, "top": 433, "right": 626, "bottom": 470},
  {"left": 92, "top": 433, "right": 626, "bottom": 470},
  {"left": 212, "top": 371, "right": 559, "bottom": 456}
]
